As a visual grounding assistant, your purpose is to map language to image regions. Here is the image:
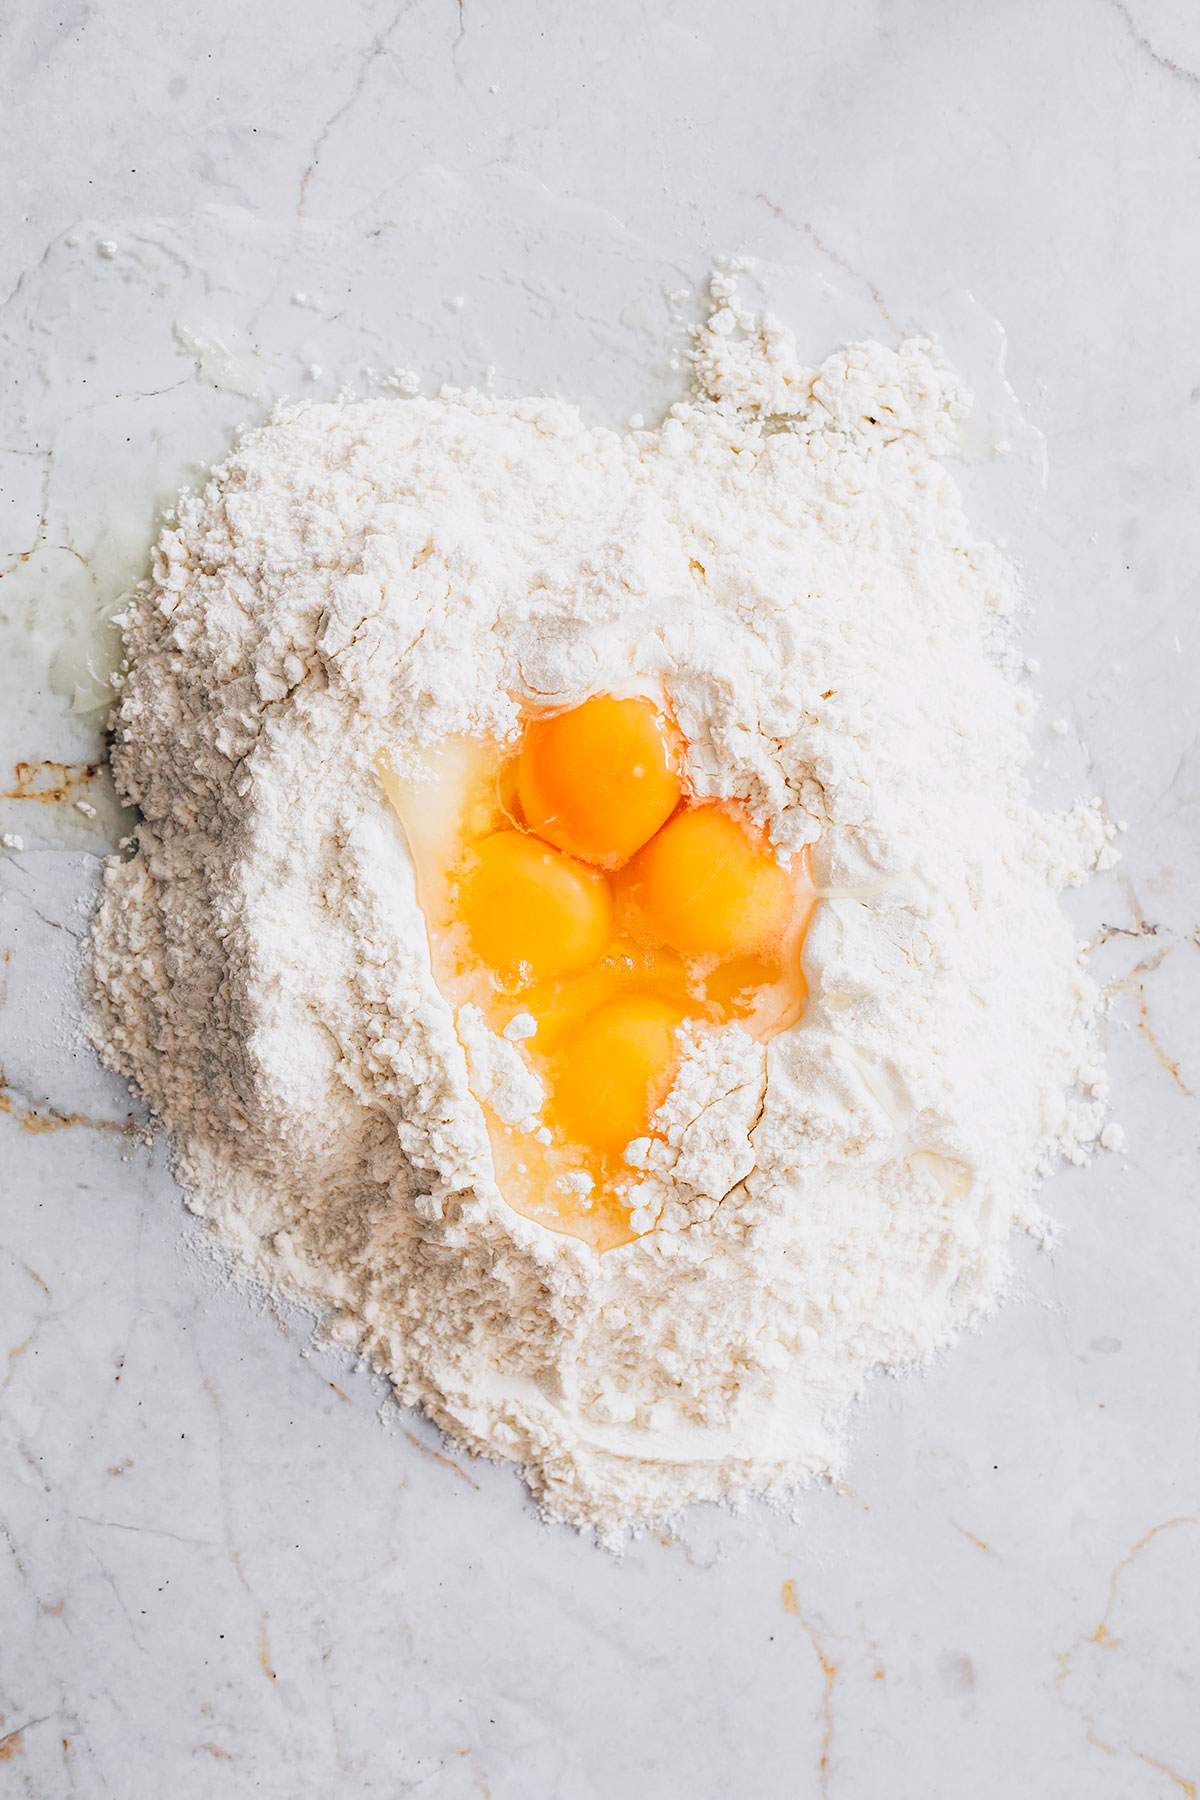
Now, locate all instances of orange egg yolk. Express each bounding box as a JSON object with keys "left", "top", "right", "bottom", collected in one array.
[
  {"left": 457, "top": 830, "right": 612, "bottom": 986},
  {"left": 517, "top": 693, "right": 680, "bottom": 867},
  {"left": 379, "top": 694, "right": 817, "bottom": 1252},
  {"left": 622, "top": 803, "right": 794, "bottom": 957},
  {"left": 548, "top": 995, "right": 687, "bottom": 1156}
]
